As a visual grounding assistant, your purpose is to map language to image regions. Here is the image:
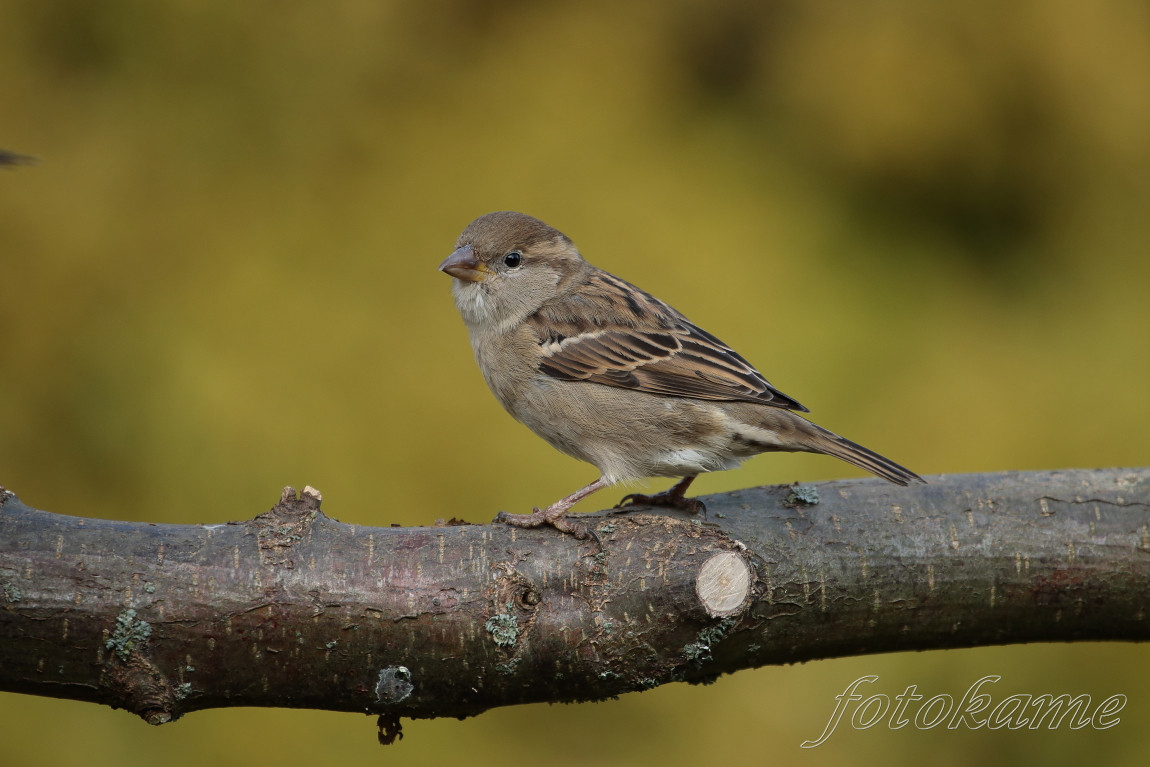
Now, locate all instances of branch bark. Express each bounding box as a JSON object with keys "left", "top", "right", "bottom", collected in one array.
[{"left": 1, "top": 469, "right": 1147, "bottom": 731}]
